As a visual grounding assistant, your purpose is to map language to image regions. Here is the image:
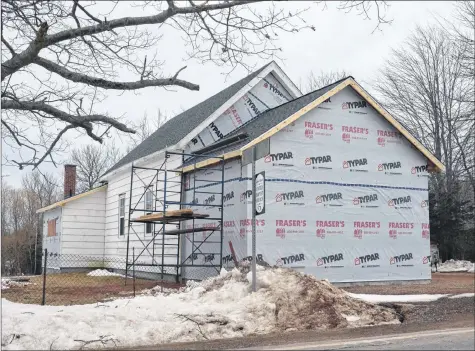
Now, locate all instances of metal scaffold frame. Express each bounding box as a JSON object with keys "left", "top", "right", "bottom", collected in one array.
[{"left": 125, "top": 150, "right": 225, "bottom": 283}]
